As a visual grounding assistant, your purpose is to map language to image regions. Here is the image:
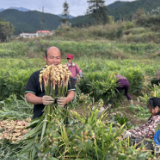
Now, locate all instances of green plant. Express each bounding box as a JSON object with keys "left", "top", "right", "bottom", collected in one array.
[{"left": 0, "top": 94, "right": 32, "bottom": 120}]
